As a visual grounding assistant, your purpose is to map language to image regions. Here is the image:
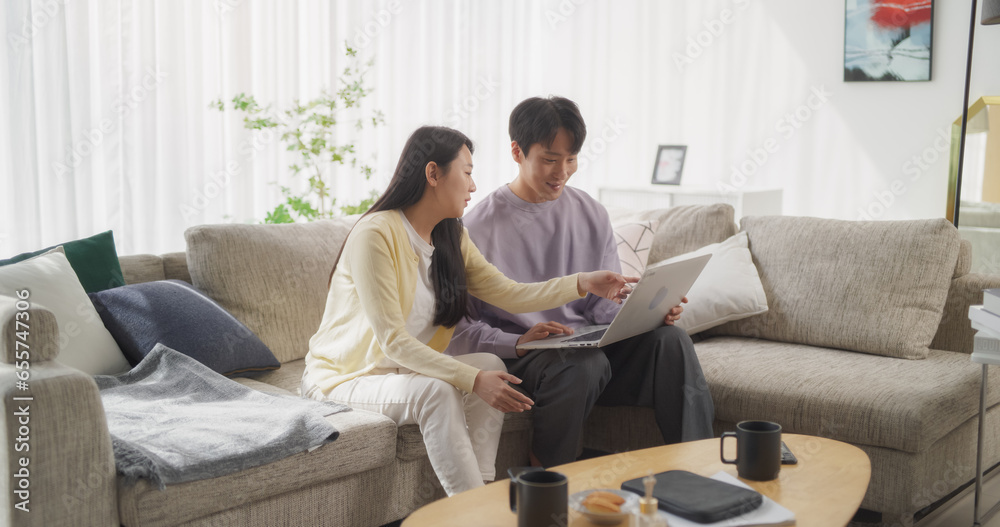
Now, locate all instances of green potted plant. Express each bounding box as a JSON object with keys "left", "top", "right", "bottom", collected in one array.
[{"left": 211, "top": 46, "right": 384, "bottom": 223}]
